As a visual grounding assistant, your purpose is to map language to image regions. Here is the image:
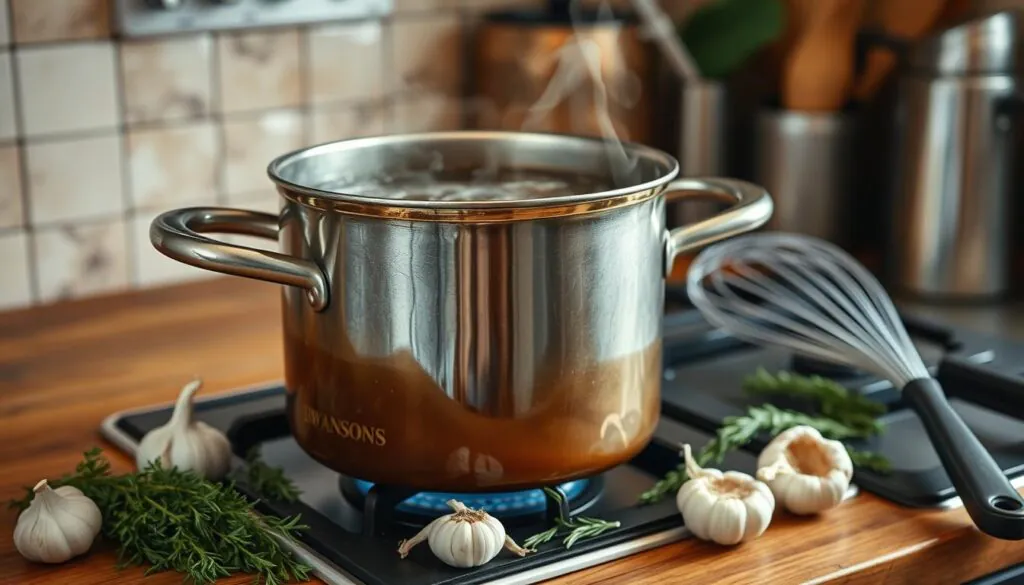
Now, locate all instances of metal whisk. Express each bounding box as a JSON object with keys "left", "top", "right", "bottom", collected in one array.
[{"left": 687, "top": 233, "right": 1024, "bottom": 540}]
